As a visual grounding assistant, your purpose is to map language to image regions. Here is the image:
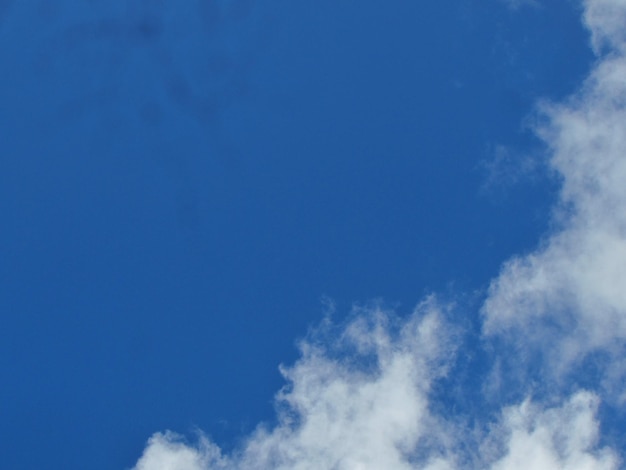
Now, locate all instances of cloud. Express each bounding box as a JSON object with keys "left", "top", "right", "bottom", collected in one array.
[
  {"left": 499, "top": 0, "right": 541, "bottom": 11},
  {"left": 132, "top": 0, "right": 626, "bottom": 468},
  {"left": 130, "top": 304, "right": 619, "bottom": 469},
  {"left": 479, "top": 145, "right": 545, "bottom": 196},
  {"left": 584, "top": 0, "right": 626, "bottom": 53},
  {"left": 482, "top": 0, "right": 626, "bottom": 382},
  {"left": 133, "top": 432, "right": 226, "bottom": 470},
  {"left": 489, "top": 391, "right": 618, "bottom": 470},
  {"left": 132, "top": 300, "right": 462, "bottom": 469},
  {"left": 235, "top": 306, "right": 455, "bottom": 469}
]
